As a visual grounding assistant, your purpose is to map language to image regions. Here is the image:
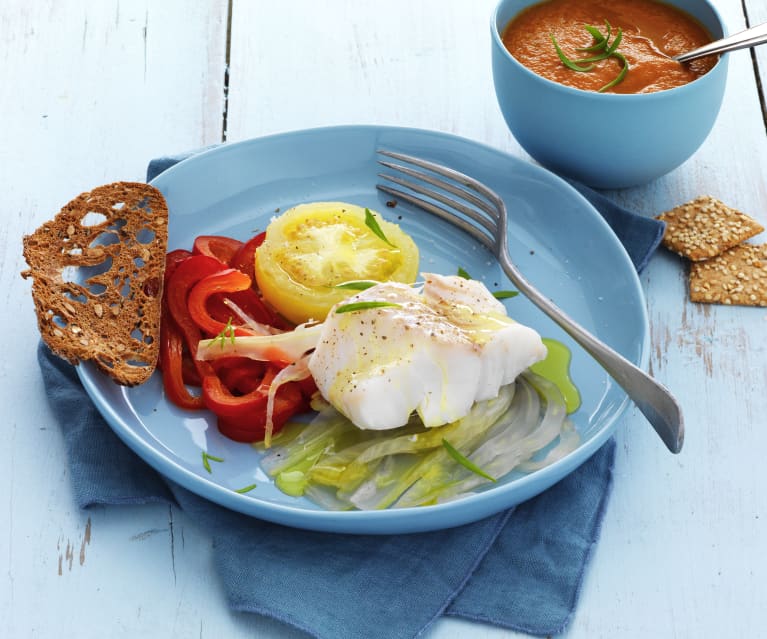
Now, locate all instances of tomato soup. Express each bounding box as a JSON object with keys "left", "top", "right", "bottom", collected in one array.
[{"left": 502, "top": 0, "right": 716, "bottom": 94}]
